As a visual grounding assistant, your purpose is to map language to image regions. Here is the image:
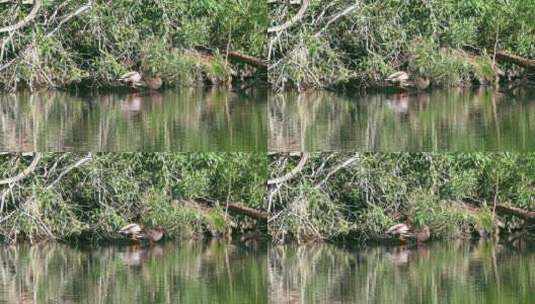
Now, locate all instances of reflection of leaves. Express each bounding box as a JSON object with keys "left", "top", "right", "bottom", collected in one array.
[
  {"left": 270, "top": 242, "right": 535, "bottom": 303},
  {"left": 0, "top": 89, "right": 266, "bottom": 151},
  {"left": 0, "top": 242, "right": 267, "bottom": 303}
]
